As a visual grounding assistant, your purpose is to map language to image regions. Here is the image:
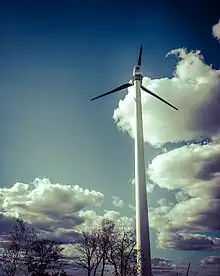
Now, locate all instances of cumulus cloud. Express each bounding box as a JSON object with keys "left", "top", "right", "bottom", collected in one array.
[
  {"left": 0, "top": 178, "right": 104, "bottom": 243},
  {"left": 150, "top": 257, "right": 178, "bottom": 275},
  {"left": 199, "top": 256, "right": 220, "bottom": 276},
  {"left": 76, "top": 209, "right": 134, "bottom": 233},
  {"left": 114, "top": 43, "right": 220, "bottom": 253},
  {"left": 157, "top": 232, "right": 220, "bottom": 251},
  {"left": 148, "top": 142, "right": 220, "bottom": 197},
  {"left": 201, "top": 255, "right": 220, "bottom": 265},
  {"left": 0, "top": 178, "right": 137, "bottom": 261},
  {"left": 212, "top": 20, "right": 220, "bottom": 41},
  {"left": 113, "top": 48, "right": 220, "bottom": 147},
  {"left": 147, "top": 140, "right": 220, "bottom": 250},
  {"left": 112, "top": 196, "right": 125, "bottom": 208}
]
